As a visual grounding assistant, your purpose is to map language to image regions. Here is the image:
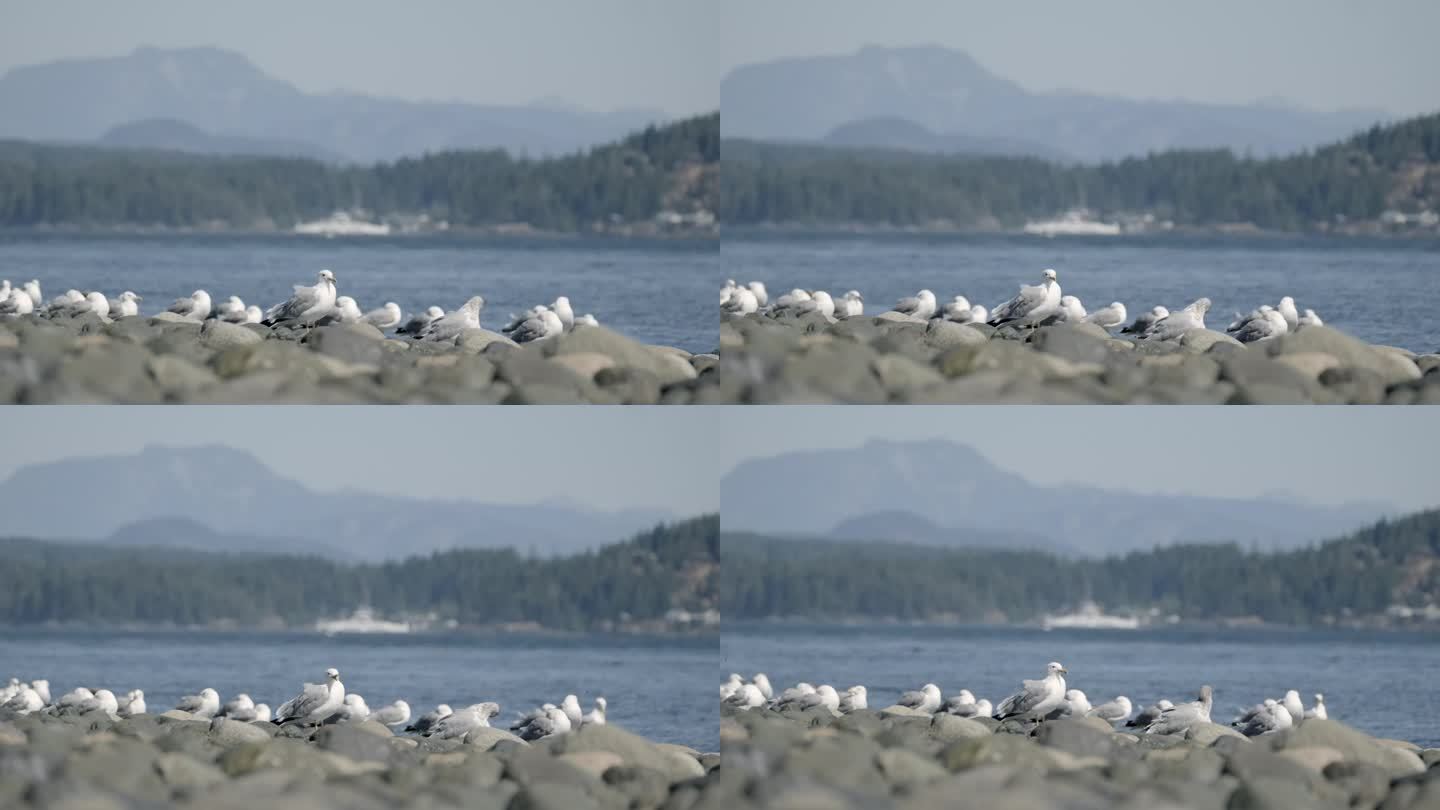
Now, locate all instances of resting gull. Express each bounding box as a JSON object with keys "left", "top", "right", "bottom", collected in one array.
[
  {"left": 798, "top": 290, "right": 836, "bottom": 318},
  {"left": 1084, "top": 302, "right": 1128, "bottom": 330},
  {"left": 175, "top": 688, "right": 221, "bottom": 719},
  {"left": 1145, "top": 685, "right": 1212, "bottom": 735},
  {"left": 723, "top": 684, "right": 765, "bottom": 710},
  {"left": 1046, "top": 295, "right": 1087, "bottom": 325},
  {"left": 397, "top": 306, "right": 445, "bottom": 336},
  {"left": 799, "top": 685, "right": 841, "bottom": 712},
  {"left": 427, "top": 702, "right": 500, "bottom": 739},
  {"left": 993, "top": 661, "right": 1067, "bottom": 723},
  {"left": 211, "top": 296, "right": 247, "bottom": 323},
  {"left": 109, "top": 291, "right": 142, "bottom": 318},
  {"left": 941, "top": 295, "right": 973, "bottom": 322},
  {"left": 1085, "top": 696, "right": 1133, "bottom": 725},
  {"left": 721, "top": 286, "right": 759, "bottom": 314},
  {"left": 770, "top": 682, "right": 816, "bottom": 709},
  {"left": 363, "top": 302, "right": 403, "bottom": 330},
  {"left": 550, "top": 296, "right": 575, "bottom": 331},
  {"left": 839, "top": 686, "right": 867, "bottom": 714},
  {"left": 1059, "top": 689, "right": 1092, "bottom": 717},
  {"left": 79, "top": 689, "right": 119, "bottom": 717},
  {"left": 720, "top": 674, "right": 742, "bottom": 701},
  {"left": 892, "top": 289, "right": 938, "bottom": 320},
  {"left": 1142, "top": 298, "right": 1211, "bottom": 341},
  {"left": 0, "top": 287, "right": 35, "bottom": 317},
  {"left": 770, "top": 288, "right": 811, "bottom": 311},
  {"left": 58, "top": 687, "right": 94, "bottom": 707},
  {"left": 118, "top": 690, "right": 146, "bottom": 717},
  {"left": 371, "top": 700, "right": 411, "bottom": 728},
  {"left": 263, "top": 269, "right": 337, "bottom": 326},
  {"left": 515, "top": 705, "right": 572, "bottom": 741},
  {"left": 582, "top": 697, "right": 607, "bottom": 727},
  {"left": 1236, "top": 699, "right": 1292, "bottom": 736},
  {"left": 898, "top": 683, "right": 942, "bottom": 714},
  {"left": 1126, "top": 699, "right": 1173, "bottom": 728},
  {"left": 271, "top": 667, "right": 344, "bottom": 726},
  {"left": 1281, "top": 690, "right": 1304, "bottom": 724},
  {"left": 1299, "top": 309, "right": 1323, "bottom": 327},
  {"left": 168, "top": 290, "right": 213, "bottom": 321},
  {"left": 835, "top": 291, "right": 864, "bottom": 319},
  {"left": 324, "top": 694, "right": 370, "bottom": 724},
  {"left": 942, "top": 689, "right": 975, "bottom": 714},
  {"left": 1230, "top": 305, "right": 1288, "bottom": 343},
  {"left": 1304, "top": 693, "right": 1327, "bottom": 720},
  {"left": 559, "top": 694, "right": 584, "bottom": 728},
  {"left": 405, "top": 703, "right": 453, "bottom": 734},
  {"left": 1121, "top": 305, "right": 1168, "bottom": 335},
  {"left": 988, "top": 269, "right": 1061, "bottom": 327},
  {"left": 509, "top": 306, "right": 564, "bottom": 343},
  {"left": 1277, "top": 296, "right": 1299, "bottom": 331},
  {"left": 320, "top": 295, "right": 363, "bottom": 325},
  {"left": 218, "top": 693, "right": 257, "bottom": 720},
  {"left": 420, "top": 296, "right": 485, "bottom": 342}
]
